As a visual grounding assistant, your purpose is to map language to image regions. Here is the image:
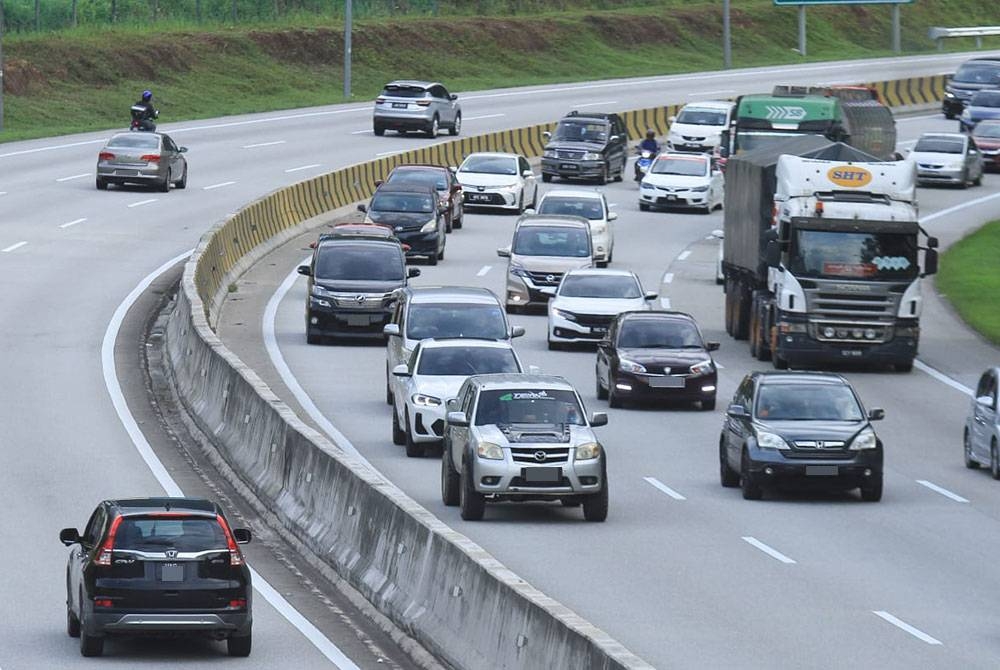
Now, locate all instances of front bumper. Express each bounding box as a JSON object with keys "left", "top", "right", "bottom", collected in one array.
[
  {"left": 307, "top": 300, "right": 393, "bottom": 338},
  {"left": 980, "top": 148, "right": 1000, "bottom": 170},
  {"left": 775, "top": 332, "right": 918, "bottom": 367},
  {"left": 916, "top": 166, "right": 965, "bottom": 184},
  {"left": 667, "top": 140, "right": 715, "bottom": 153},
  {"left": 549, "top": 312, "right": 612, "bottom": 342},
  {"left": 541, "top": 157, "right": 605, "bottom": 179},
  {"left": 506, "top": 274, "right": 556, "bottom": 309},
  {"left": 612, "top": 370, "right": 717, "bottom": 401},
  {"left": 88, "top": 611, "right": 251, "bottom": 637},
  {"left": 462, "top": 187, "right": 520, "bottom": 209},
  {"left": 639, "top": 187, "right": 710, "bottom": 209},
  {"left": 746, "top": 444, "right": 882, "bottom": 490},
  {"left": 472, "top": 454, "right": 605, "bottom": 498}
]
